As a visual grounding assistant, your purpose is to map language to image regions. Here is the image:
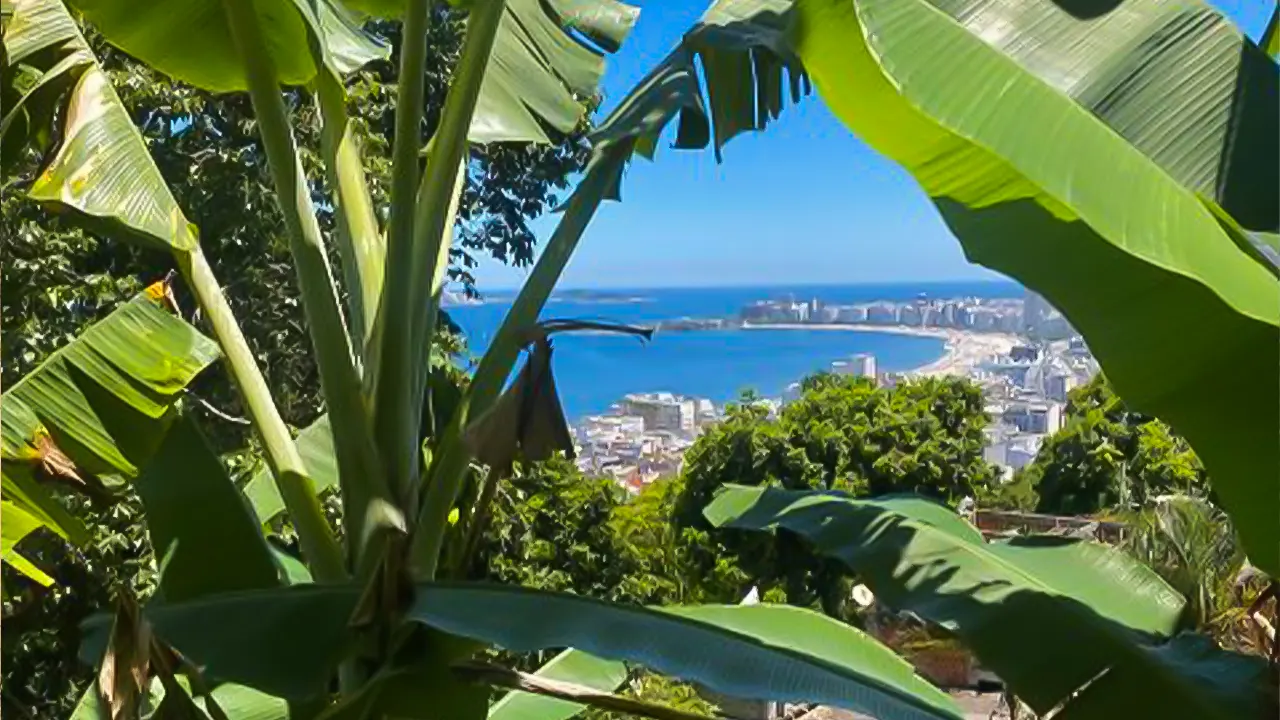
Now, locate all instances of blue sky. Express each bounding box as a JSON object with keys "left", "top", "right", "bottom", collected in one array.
[{"left": 469, "top": 0, "right": 1272, "bottom": 291}]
